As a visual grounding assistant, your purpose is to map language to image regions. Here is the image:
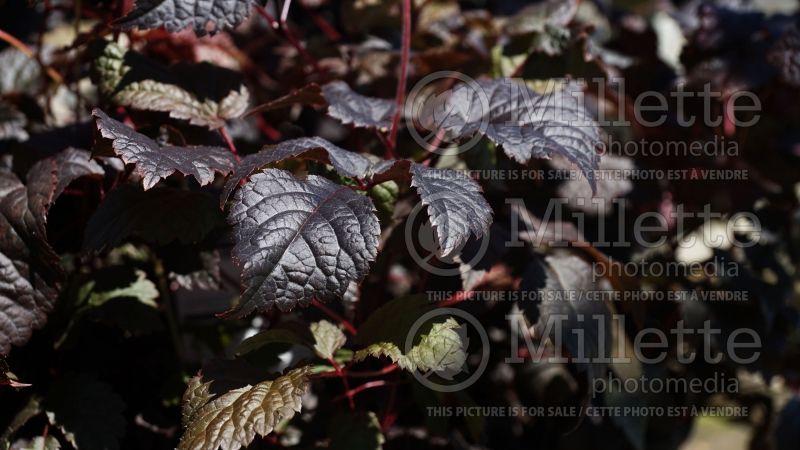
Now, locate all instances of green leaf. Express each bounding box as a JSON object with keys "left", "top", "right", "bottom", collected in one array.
[
  {"left": 354, "top": 318, "right": 467, "bottom": 374},
  {"left": 94, "top": 41, "right": 249, "bottom": 129},
  {"left": 178, "top": 366, "right": 311, "bottom": 450},
  {"left": 368, "top": 180, "right": 398, "bottom": 225},
  {"left": 329, "top": 411, "right": 385, "bottom": 450},
  {"left": 310, "top": 320, "right": 347, "bottom": 360},
  {"left": 84, "top": 269, "right": 158, "bottom": 308},
  {"left": 43, "top": 374, "right": 126, "bottom": 450}
]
